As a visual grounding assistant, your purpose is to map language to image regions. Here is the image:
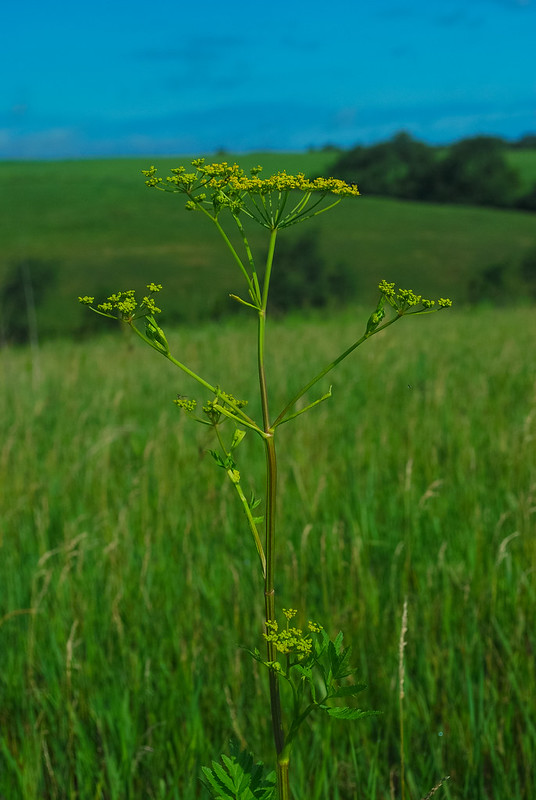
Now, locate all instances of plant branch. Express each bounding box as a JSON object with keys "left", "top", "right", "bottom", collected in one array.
[{"left": 272, "top": 315, "right": 400, "bottom": 428}]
